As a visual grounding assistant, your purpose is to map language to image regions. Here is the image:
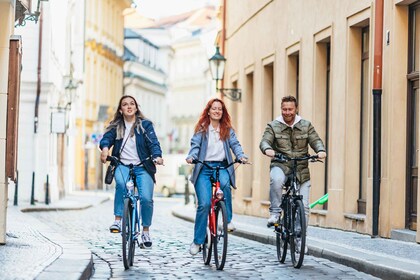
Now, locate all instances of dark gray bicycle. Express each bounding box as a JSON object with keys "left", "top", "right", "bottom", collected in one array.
[{"left": 273, "top": 153, "right": 322, "bottom": 268}]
